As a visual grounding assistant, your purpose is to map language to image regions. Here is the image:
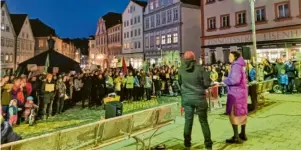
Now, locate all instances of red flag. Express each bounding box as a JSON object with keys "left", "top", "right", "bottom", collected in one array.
[{"left": 122, "top": 57, "right": 127, "bottom": 73}]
